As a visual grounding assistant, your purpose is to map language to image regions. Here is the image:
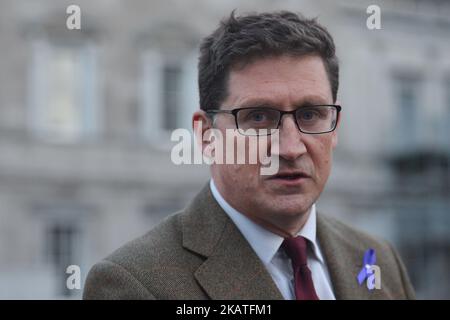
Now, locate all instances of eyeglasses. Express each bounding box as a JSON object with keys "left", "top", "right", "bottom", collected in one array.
[{"left": 206, "top": 105, "right": 341, "bottom": 136}]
